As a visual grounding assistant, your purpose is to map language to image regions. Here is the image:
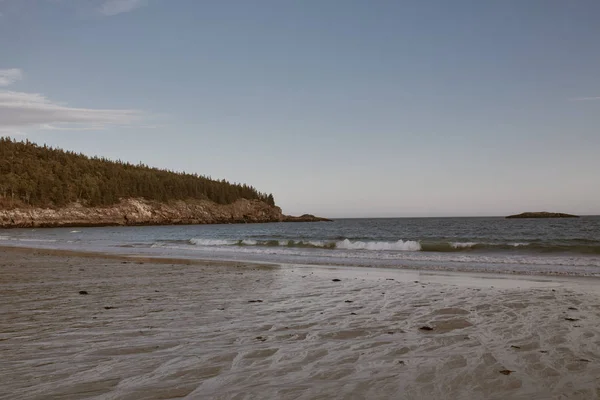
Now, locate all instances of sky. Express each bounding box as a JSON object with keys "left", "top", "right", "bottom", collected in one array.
[{"left": 1, "top": 0, "right": 600, "bottom": 217}]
